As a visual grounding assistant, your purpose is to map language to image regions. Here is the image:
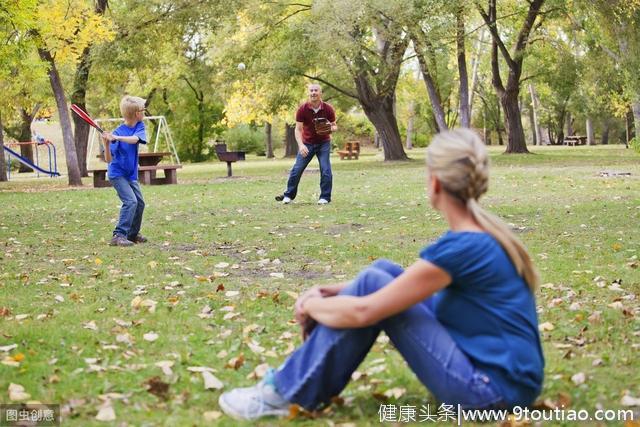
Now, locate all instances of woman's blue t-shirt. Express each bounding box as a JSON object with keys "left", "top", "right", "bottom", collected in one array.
[
  {"left": 107, "top": 121, "right": 147, "bottom": 181},
  {"left": 420, "top": 231, "right": 544, "bottom": 407}
]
